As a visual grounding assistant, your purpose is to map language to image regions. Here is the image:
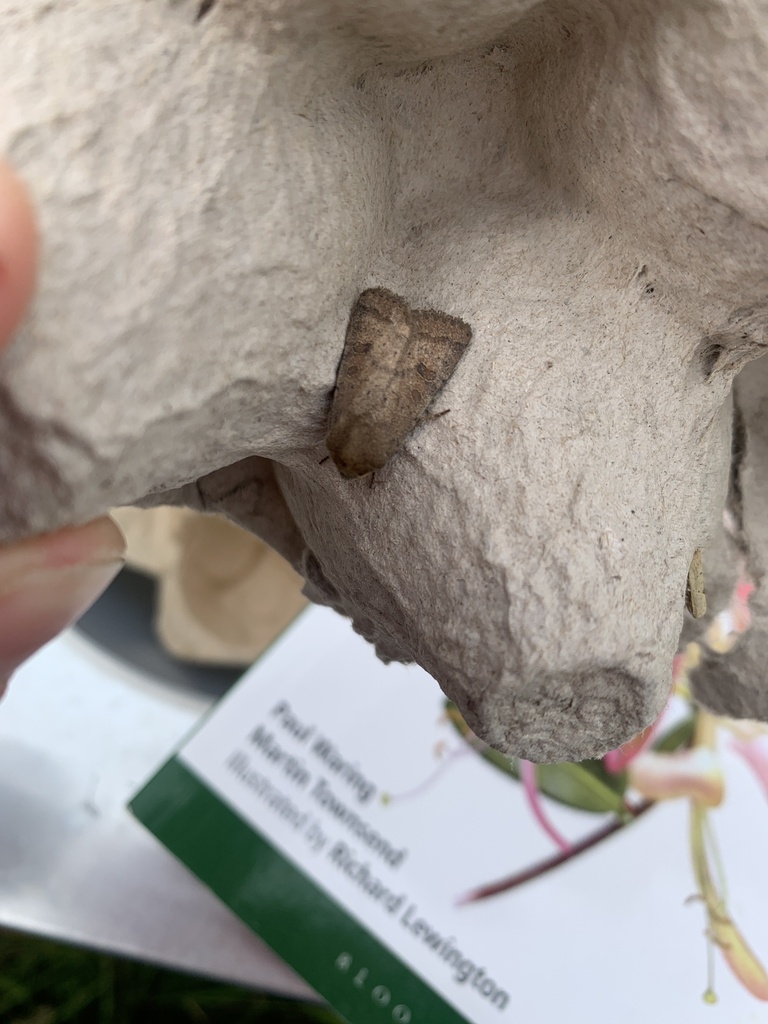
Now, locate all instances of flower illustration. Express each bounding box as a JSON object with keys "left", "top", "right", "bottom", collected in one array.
[
  {"left": 626, "top": 745, "right": 724, "bottom": 806},
  {"left": 445, "top": 574, "right": 768, "bottom": 1005}
]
